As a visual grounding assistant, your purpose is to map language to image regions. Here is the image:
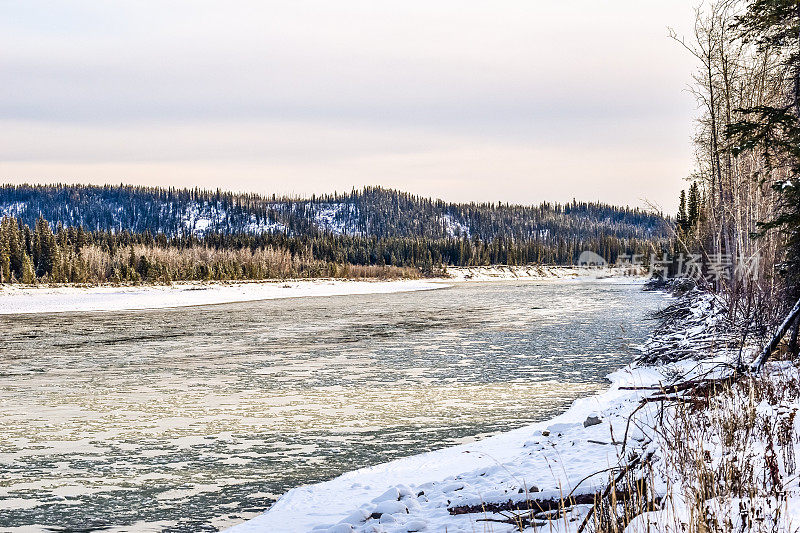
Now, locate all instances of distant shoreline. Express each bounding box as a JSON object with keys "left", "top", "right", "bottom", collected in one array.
[
  {"left": 444, "top": 264, "right": 644, "bottom": 281},
  {"left": 0, "top": 265, "right": 644, "bottom": 315},
  {"left": 0, "top": 278, "right": 445, "bottom": 315}
]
